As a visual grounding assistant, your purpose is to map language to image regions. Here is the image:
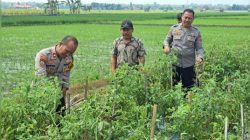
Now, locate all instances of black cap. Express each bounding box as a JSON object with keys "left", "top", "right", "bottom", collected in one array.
[{"left": 121, "top": 20, "right": 133, "bottom": 29}]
